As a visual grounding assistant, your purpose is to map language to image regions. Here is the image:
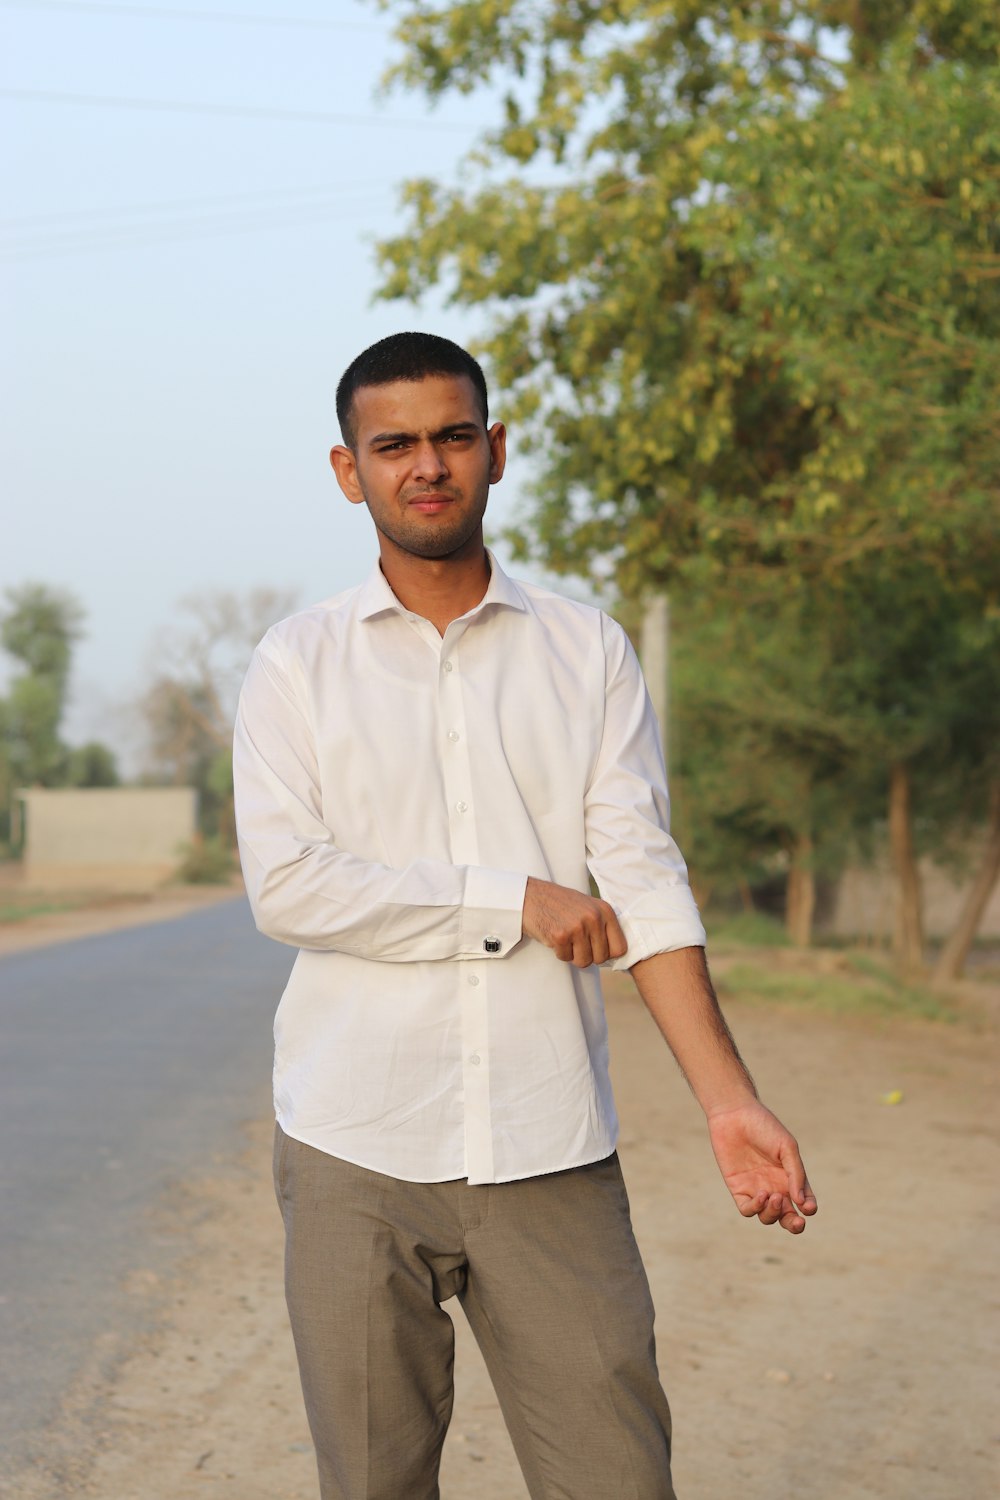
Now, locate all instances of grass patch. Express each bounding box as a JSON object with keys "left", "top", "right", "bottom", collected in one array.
[
  {"left": 708, "top": 911, "right": 791, "bottom": 948},
  {"left": 0, "top": 893, "right": 100, "bottom": 925},
  {"left": 718, "top": 954, "right": 957, "bottom": 1022}
]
